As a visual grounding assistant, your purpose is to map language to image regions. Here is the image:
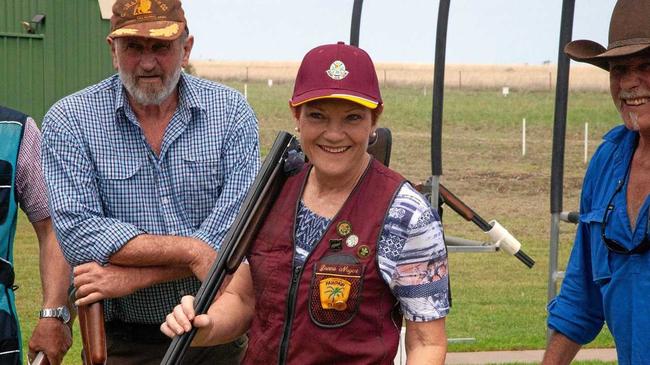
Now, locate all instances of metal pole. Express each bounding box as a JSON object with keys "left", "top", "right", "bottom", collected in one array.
[
  {"left": 430, "top": 0, "right": 451, "bottom": 207},
  {"left": 350, "top": 0, "right": 364, "bottom": 46},
  {"left": 548, "top": 0, "right": 575, "bottom": 340}
]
